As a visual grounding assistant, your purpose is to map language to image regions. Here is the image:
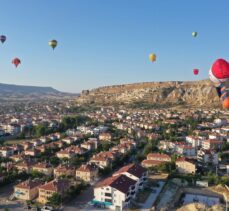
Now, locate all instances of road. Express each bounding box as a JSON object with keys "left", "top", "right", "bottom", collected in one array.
[
  {"left": 0, "top": 183, "right": 25, "bottom": 211},
  {"left": 141, "top": 181, "right": 165, "bottom": 211}
]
